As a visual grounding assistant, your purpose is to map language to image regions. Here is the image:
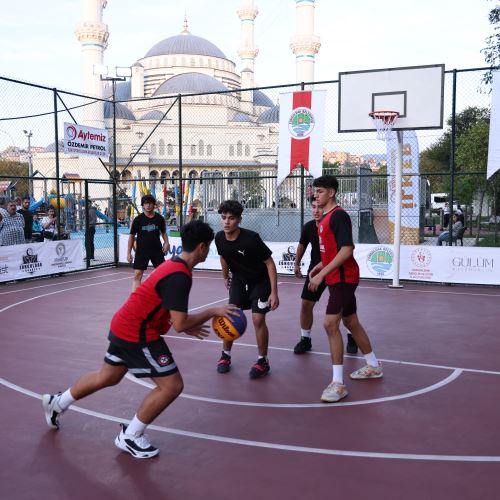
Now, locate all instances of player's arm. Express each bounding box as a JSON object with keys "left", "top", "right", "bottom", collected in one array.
[
  {"left": 220, "top": 256, "right": 231, "bottom": 289},
  {"left": 312, "top": 246, "right": 353, "bottom": 283},
  {"left": 127, "top": 217, "right": 138, "bottom": 263},
  {"left": 294, "top": 242, "right": 306, "bottom": 277},
  {"left": 264, "top": 256, "right": 279, "bottom": 310},
  {"left": 170, "top": 306, "right": 238, "bottom": 339},
  {"left": 159, "top": 216, "right": 169, "bottom": 253}
]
